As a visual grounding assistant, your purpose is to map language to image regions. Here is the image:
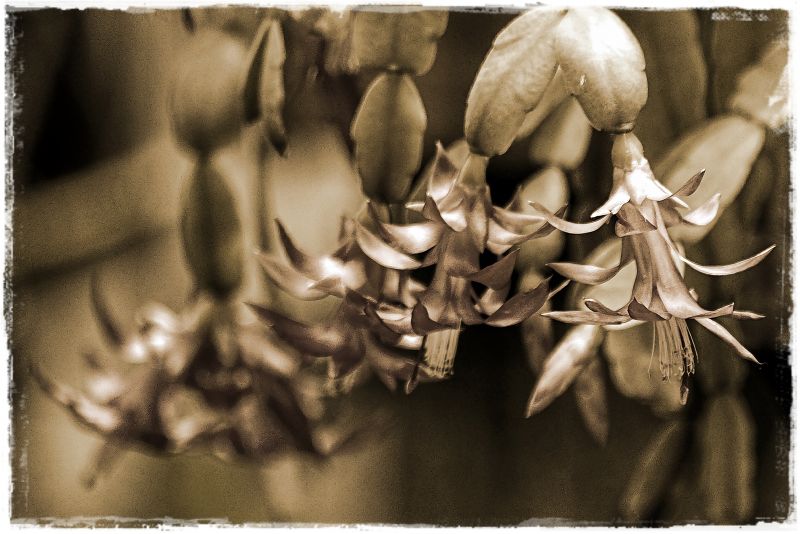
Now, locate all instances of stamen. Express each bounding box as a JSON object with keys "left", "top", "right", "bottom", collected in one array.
[
  {"left": 655, "top": 317, "right": 697, "bottom": 386},
  {"left": 423, "top": 327, "right": 460, "bottom": 378}
]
